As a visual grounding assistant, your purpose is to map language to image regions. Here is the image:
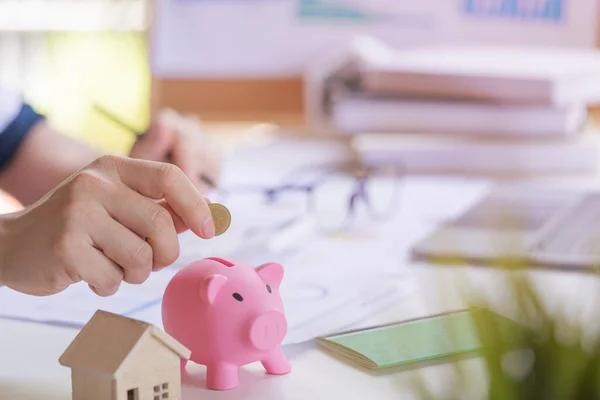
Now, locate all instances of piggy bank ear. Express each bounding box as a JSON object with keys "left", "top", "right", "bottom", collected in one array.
[
  {"left": 199, "top": 274, "right": 228, "bottom": 304},
  {"left": 256, "top": 262, "right": 284, "bottom": 289}
]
